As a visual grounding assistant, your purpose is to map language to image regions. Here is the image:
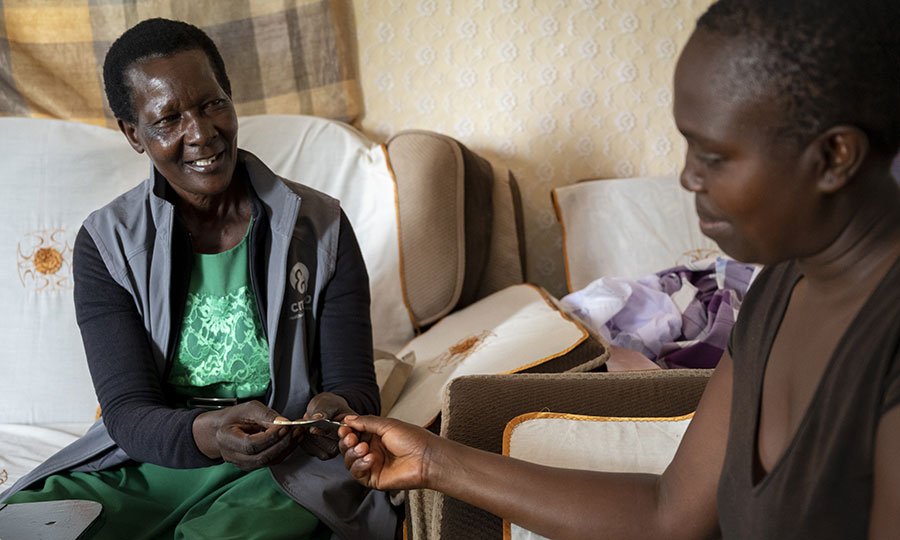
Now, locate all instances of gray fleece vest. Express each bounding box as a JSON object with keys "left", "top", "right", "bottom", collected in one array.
[{"left": 1, "top": 150, "right": 396, "bottom": 539}]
